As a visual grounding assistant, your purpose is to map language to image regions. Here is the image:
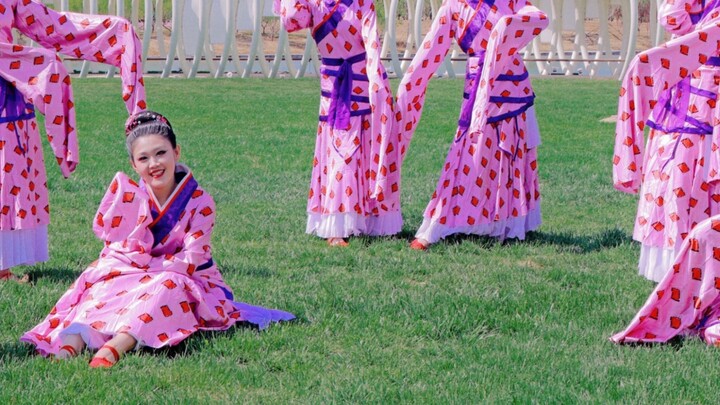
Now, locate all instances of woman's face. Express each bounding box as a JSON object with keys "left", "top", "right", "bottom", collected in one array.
[{"left": 130, "top": 134, "right": 180, "bottom": 204}]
